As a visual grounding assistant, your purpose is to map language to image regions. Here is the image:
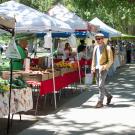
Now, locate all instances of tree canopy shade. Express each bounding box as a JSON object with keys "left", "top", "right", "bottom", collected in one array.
[{"left": 67, "top": 0, "right": 135, "bottom": 34}]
